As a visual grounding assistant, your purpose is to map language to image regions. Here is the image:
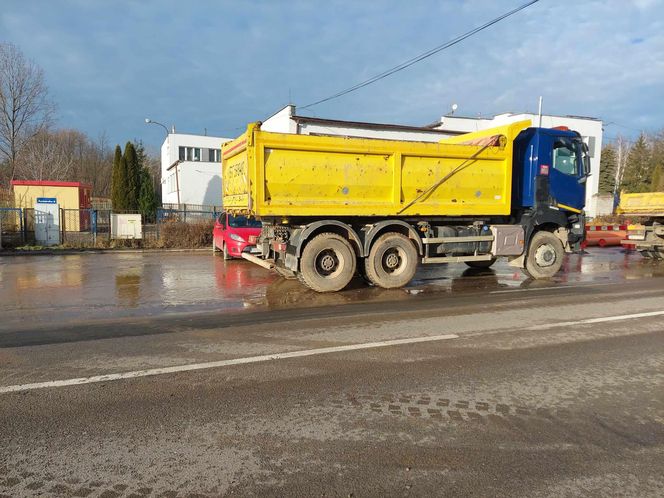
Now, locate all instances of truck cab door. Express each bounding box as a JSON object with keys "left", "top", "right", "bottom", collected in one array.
[{"left": 548, "top": 136, "right": 586, "bottom": 212}]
